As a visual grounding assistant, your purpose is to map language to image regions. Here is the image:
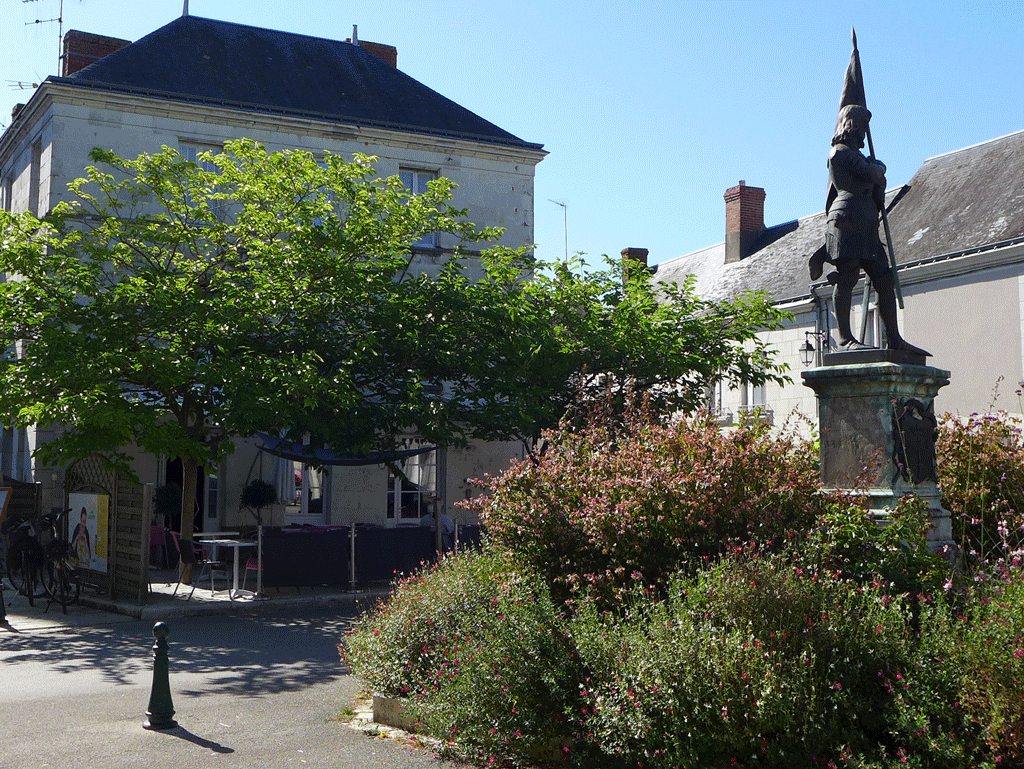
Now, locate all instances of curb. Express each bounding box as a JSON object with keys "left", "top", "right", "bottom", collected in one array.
[{"left": 78, "top": 588, "right": 390, "bottom": 621}]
